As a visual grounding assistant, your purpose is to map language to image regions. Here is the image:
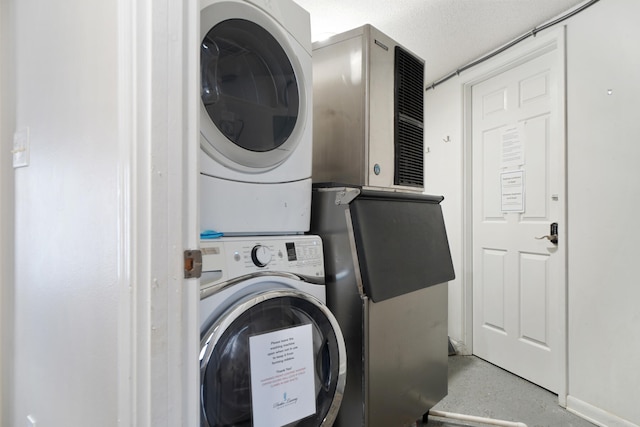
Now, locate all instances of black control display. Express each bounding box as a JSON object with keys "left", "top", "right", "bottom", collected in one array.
[{"left": 285, "top": 242, "right": 297, "bottom": 261}]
